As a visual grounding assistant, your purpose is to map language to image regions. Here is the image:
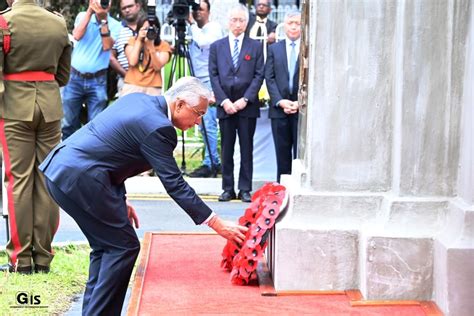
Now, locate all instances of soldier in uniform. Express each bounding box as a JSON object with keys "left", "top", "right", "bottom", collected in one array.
[{"left": 0, "top": 0, "right": 71, "bottom": 274}]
